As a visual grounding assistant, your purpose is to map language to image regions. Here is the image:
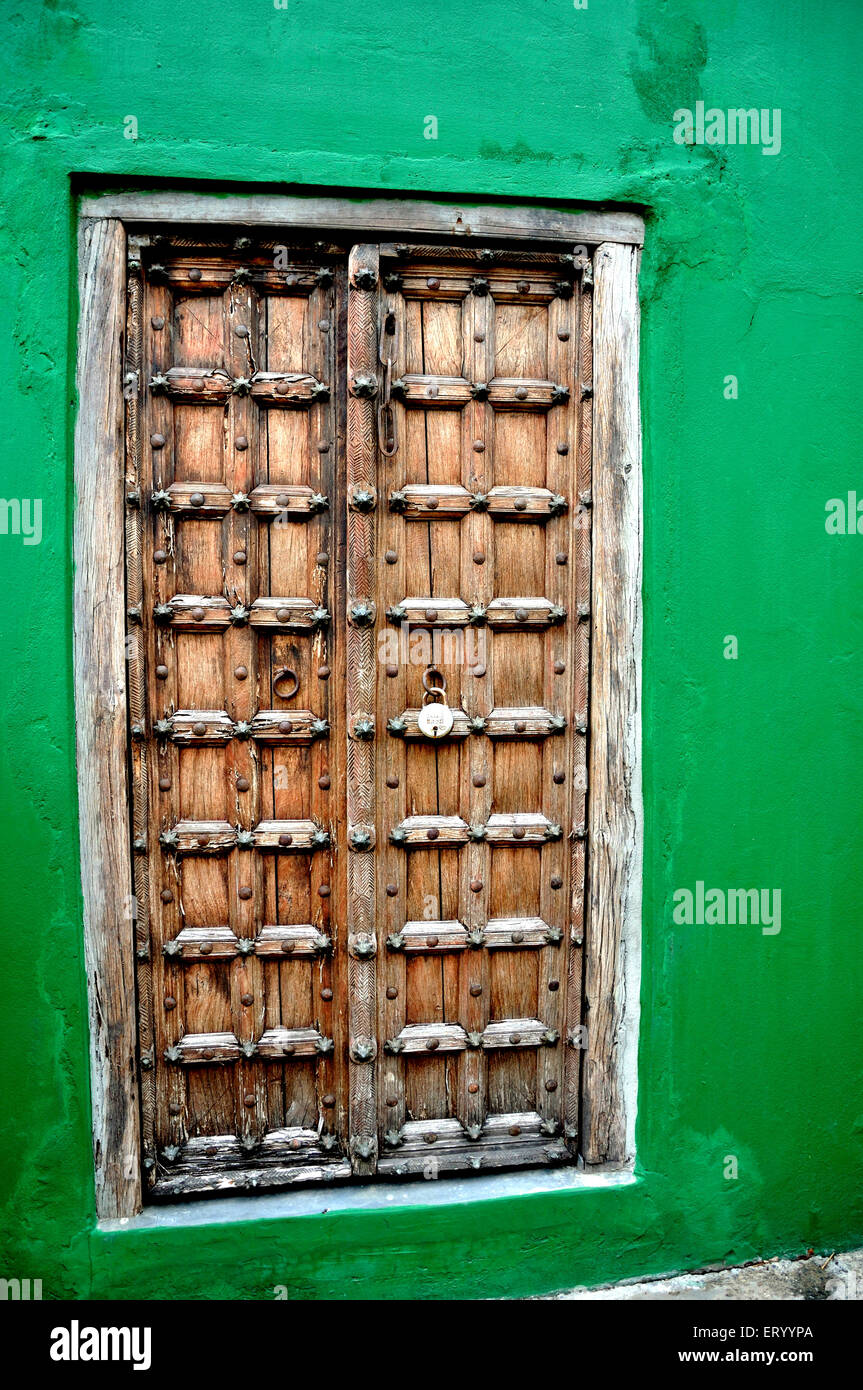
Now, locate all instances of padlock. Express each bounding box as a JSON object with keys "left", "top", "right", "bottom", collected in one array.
[{"left": 417, "top": 687, "right": 455, "bottom": 740}]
